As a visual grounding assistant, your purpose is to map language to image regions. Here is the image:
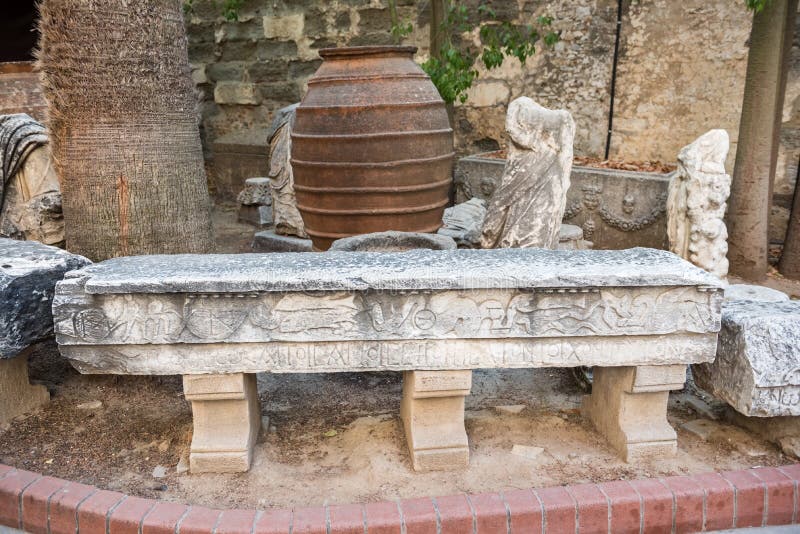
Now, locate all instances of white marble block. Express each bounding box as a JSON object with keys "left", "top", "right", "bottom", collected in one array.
[{"left": 694, "top": 300, "right": 800, "bottom": 417}]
